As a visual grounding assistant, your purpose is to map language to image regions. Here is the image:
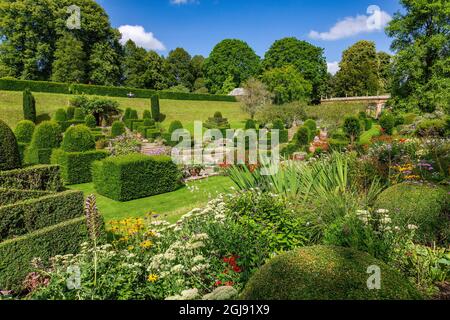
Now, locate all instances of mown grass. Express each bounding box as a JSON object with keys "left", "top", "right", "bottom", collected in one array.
[
  {"left": 0, "top": 90, "right": 247, "bottom": 132},
  {"left": 68, "top": 175, "right": 235, "bottom": 223}
]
